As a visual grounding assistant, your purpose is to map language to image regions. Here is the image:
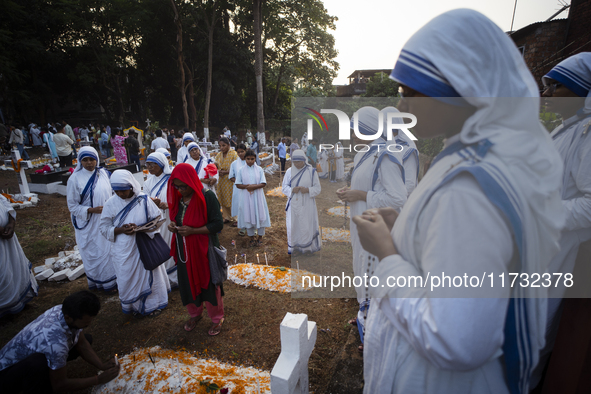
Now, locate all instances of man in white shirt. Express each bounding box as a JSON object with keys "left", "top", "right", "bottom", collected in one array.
[
  {"left": 223, "top": 126, "right": 231, "bottom": 138},
  {"left": 150, "top": 129, "right": 170, "bottom": 152},
  {"left": 8, "top": 126, "right": 30, "bottom": 160},
  {"left": 53, "top": 123, "right": 74, "bottom": 167},
  {"left": 63, "top": 120, "right": 77, "bottom": 158}
]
